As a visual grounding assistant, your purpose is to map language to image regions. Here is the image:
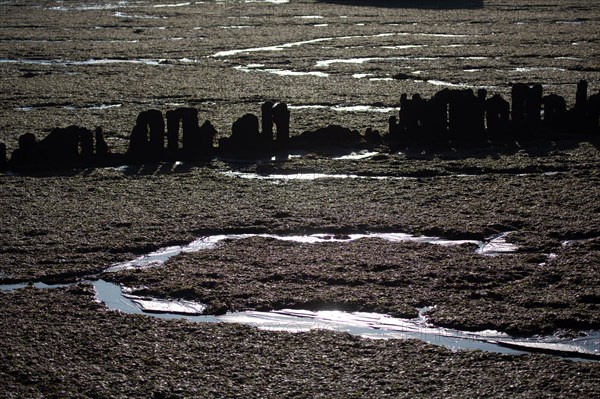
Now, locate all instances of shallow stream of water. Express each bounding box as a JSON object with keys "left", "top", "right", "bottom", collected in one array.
[
  {"left": 103, "top": 232, "right": 515, "bottom": 273},
  {"left": 2, "top": 279, "right": 598, "bottom": 361},
  {"left": 4, "top": 231, "right": 594, "bottom": 361}
]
